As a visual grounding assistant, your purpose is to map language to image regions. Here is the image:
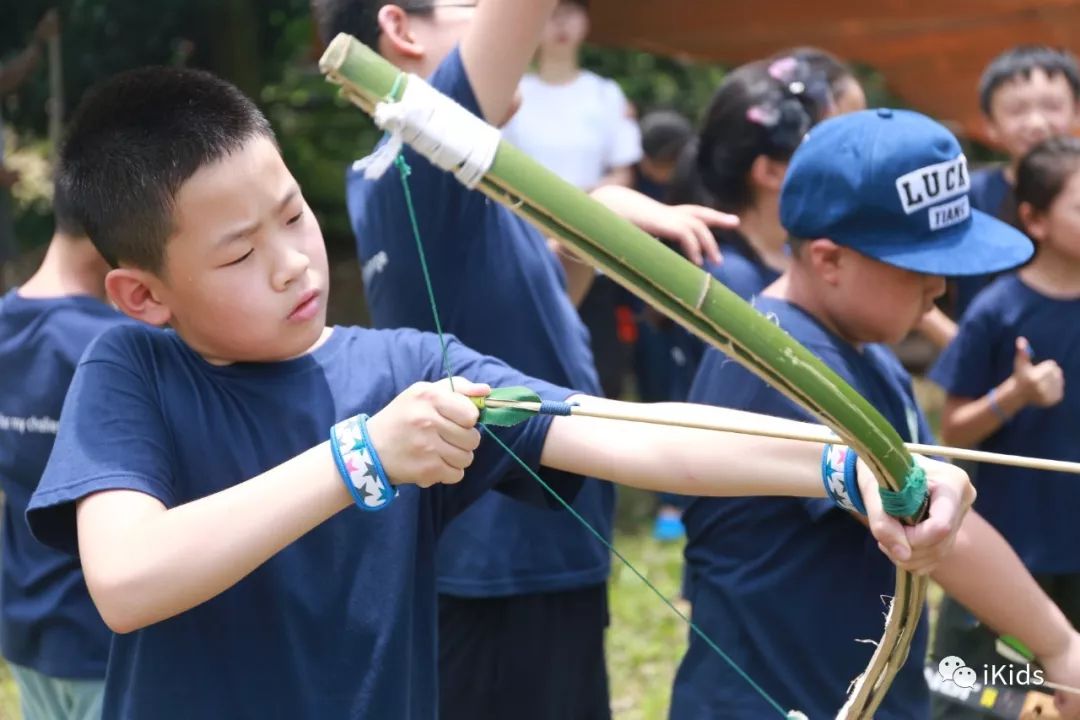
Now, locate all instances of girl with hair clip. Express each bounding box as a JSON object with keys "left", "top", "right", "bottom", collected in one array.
[
  {"left": 645, "top": 53, "right": 863, "bottom": 542},
  {"left": 694, "top": 53, "right": 856, "bottom": 298}
]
